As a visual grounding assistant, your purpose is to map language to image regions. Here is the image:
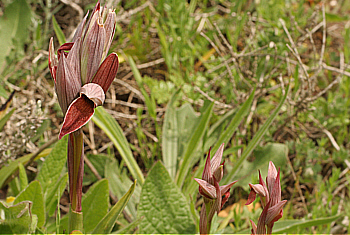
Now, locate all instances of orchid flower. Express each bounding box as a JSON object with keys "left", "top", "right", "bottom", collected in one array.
[
  {"left": 246, "top": 161, "right": 287, "bottom": 235},
  {"left": 48, "top": 1, "right": 118, "bottom": 221},
  {"left": 194, "top": 143, "right": 237, "bottom": 234}
]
